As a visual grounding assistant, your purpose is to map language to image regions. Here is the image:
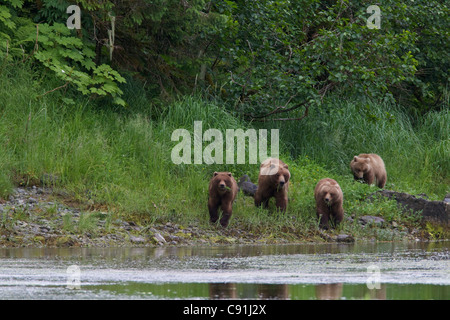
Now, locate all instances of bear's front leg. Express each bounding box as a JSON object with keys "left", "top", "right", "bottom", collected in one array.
[
  {"left": 317, "top": 204, "right": 330, "bottom": 230},
  {"left": 262, "top": 197, "right": 270, "bottom": 209},
  {"left": 275, "top": 192, "right": 288, "bottom": 212},
  {"left": 254, "top": 192, "right": 269, "bottom": 208},
  {"left": 331, "top": 203, "right": 344, "bottom": 226},
  {"left": 220, "top": 202, "right": 233, "bottom": 228},
  {"left": 364, "top": 171, "right": 375, "bottom": 186},
  {"left": 376, "top": 173, "right": 386, "bottom": 189},
  {"left": 208, "top": 198, "right": 220, "bottom": 224},
  {"left": 254, "top": 192, "right": 261, "bottom": 207}
]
